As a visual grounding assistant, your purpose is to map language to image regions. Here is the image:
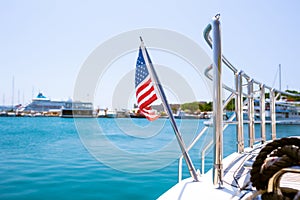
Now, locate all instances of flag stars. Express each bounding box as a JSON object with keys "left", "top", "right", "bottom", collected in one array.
[{"left": 135, "top": 56, "right": 149, "bottom": 87}]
